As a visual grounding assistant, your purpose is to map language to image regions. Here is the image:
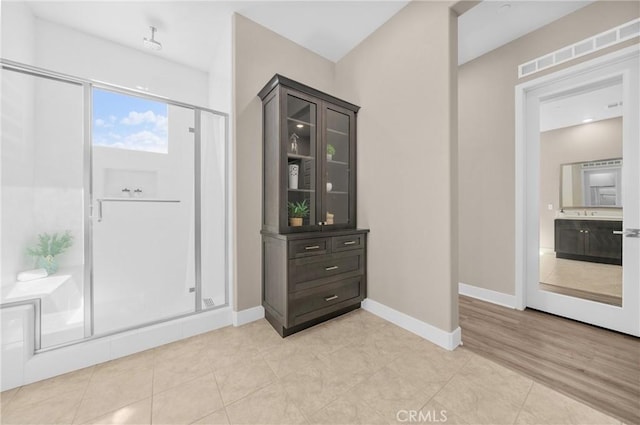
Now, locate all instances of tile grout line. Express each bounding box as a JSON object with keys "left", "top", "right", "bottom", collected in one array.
[
  {"left": 512, "top": 380, "right": 535, "bottom": 425},
  {"left": 1, "top": 387, "right": 22, "bottom": 411},
  {"left": 150, "top": 350, "right": 157, "bottom": 425},
  {"left": 414, "top": 351, "right": 475, "bottom": 419},
  {"left": 69, "top": 365, "right": 97, "bottom": 425},
  {"left": 208, "top": 354, "right": 231, "bottom": 425}
]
